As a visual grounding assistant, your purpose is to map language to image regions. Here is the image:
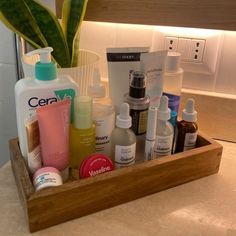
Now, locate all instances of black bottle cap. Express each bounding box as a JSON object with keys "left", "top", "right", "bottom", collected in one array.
[{"left": 129, "top": 71, "right": 146, "bottom": 98}]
